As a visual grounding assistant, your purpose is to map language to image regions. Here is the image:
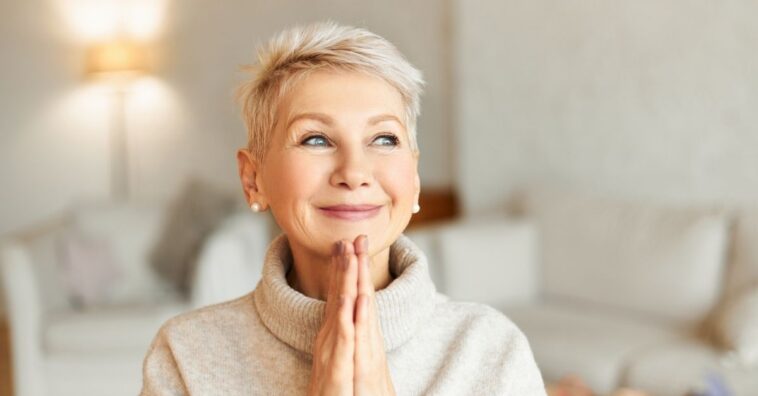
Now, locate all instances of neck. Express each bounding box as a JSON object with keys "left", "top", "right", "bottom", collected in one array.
[{"left": 286, "top": 240, "right": 393, "bottom": 301}]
